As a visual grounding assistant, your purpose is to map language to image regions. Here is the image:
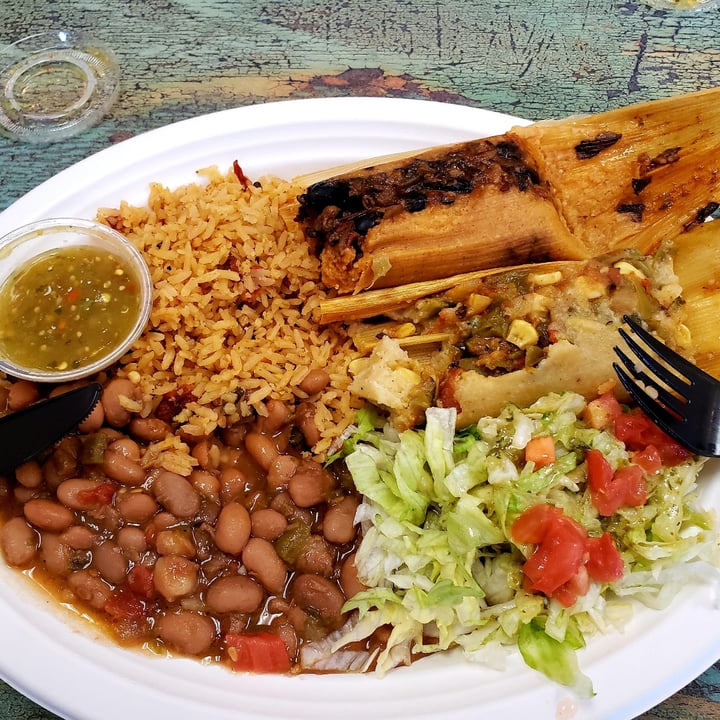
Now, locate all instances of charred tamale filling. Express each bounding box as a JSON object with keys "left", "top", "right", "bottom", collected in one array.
[{"left": 297, "top": 138, "right": 541, "bottom": 253}]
